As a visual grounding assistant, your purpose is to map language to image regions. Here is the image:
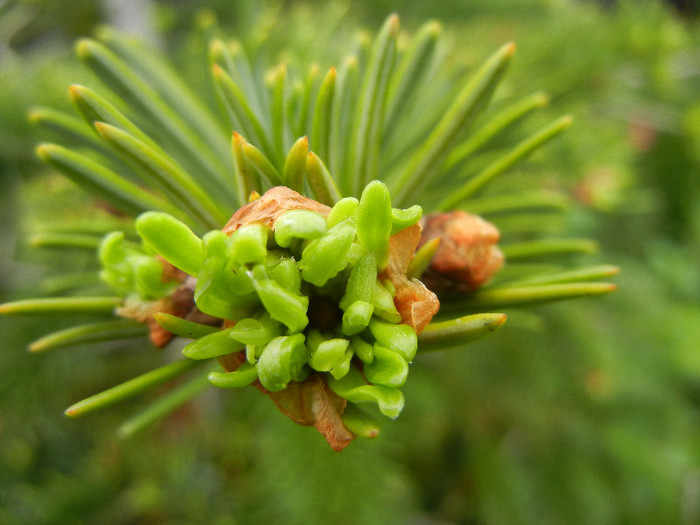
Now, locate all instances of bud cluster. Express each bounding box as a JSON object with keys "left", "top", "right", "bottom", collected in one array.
[{"left": 100, "top": 180, "right": 437, "bottom": 449}]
